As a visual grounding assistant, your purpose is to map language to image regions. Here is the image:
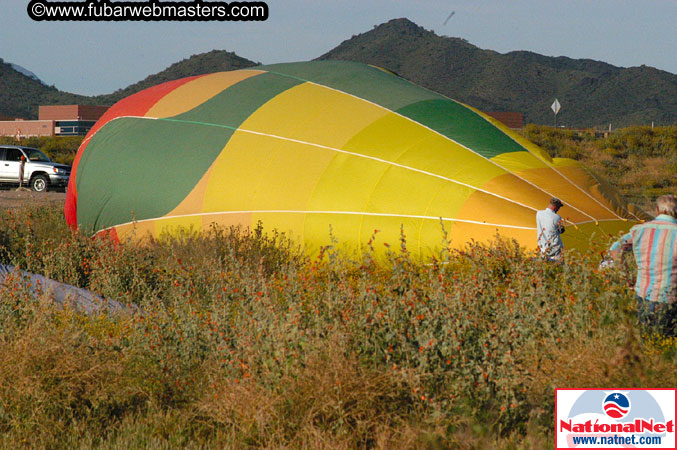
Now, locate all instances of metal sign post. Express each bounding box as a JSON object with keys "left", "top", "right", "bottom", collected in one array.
[{"left": 551, "top": 99, "right": 561, "bottom": 127}]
